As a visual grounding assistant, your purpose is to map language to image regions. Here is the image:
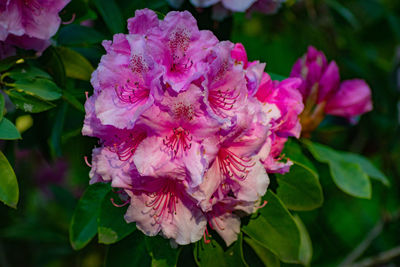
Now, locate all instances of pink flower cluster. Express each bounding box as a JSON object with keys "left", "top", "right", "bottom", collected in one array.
[
  {"left": 83, "top": 9, "right": 303, "bottom": 245},
  {"left": 290, "top": 46, "right": 372, "bottom": 133},
  {"left": 0, "top": 0, "right": 70, "bottom": 56}
]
